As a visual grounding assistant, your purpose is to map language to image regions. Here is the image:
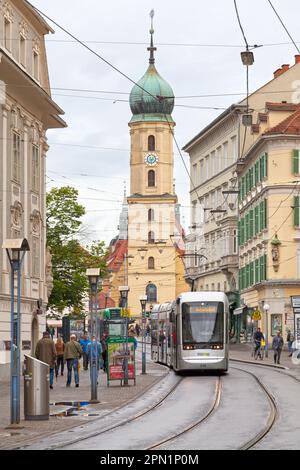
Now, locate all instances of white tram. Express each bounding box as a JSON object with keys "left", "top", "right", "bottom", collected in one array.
[{"left": 150, "top": 292, "right": 229, "bottom": 372}]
